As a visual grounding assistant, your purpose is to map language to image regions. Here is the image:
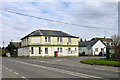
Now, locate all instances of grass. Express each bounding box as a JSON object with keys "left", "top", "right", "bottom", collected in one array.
[{"left": 81, "top": 58, "right": 120, "bottom": 67}]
